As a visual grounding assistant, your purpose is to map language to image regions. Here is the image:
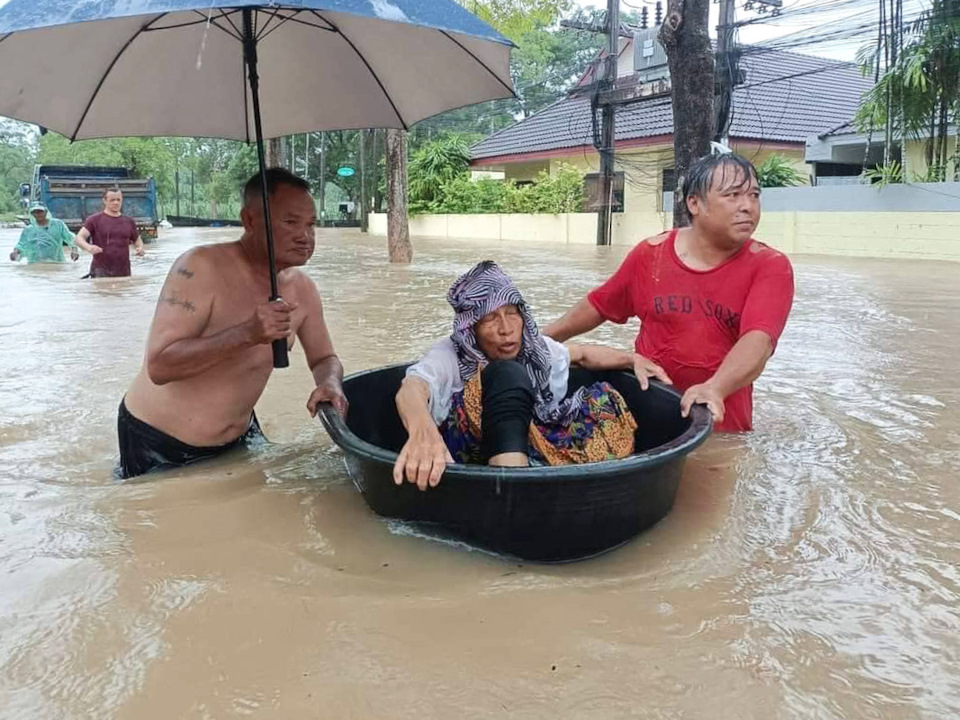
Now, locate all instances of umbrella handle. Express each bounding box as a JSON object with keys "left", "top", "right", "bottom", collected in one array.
[
  {"left": 243, "top": 8, "right": 289, "bottom": 372},
  {"left": 272, "top": 338, "right": 289, "bottom": 368}
]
